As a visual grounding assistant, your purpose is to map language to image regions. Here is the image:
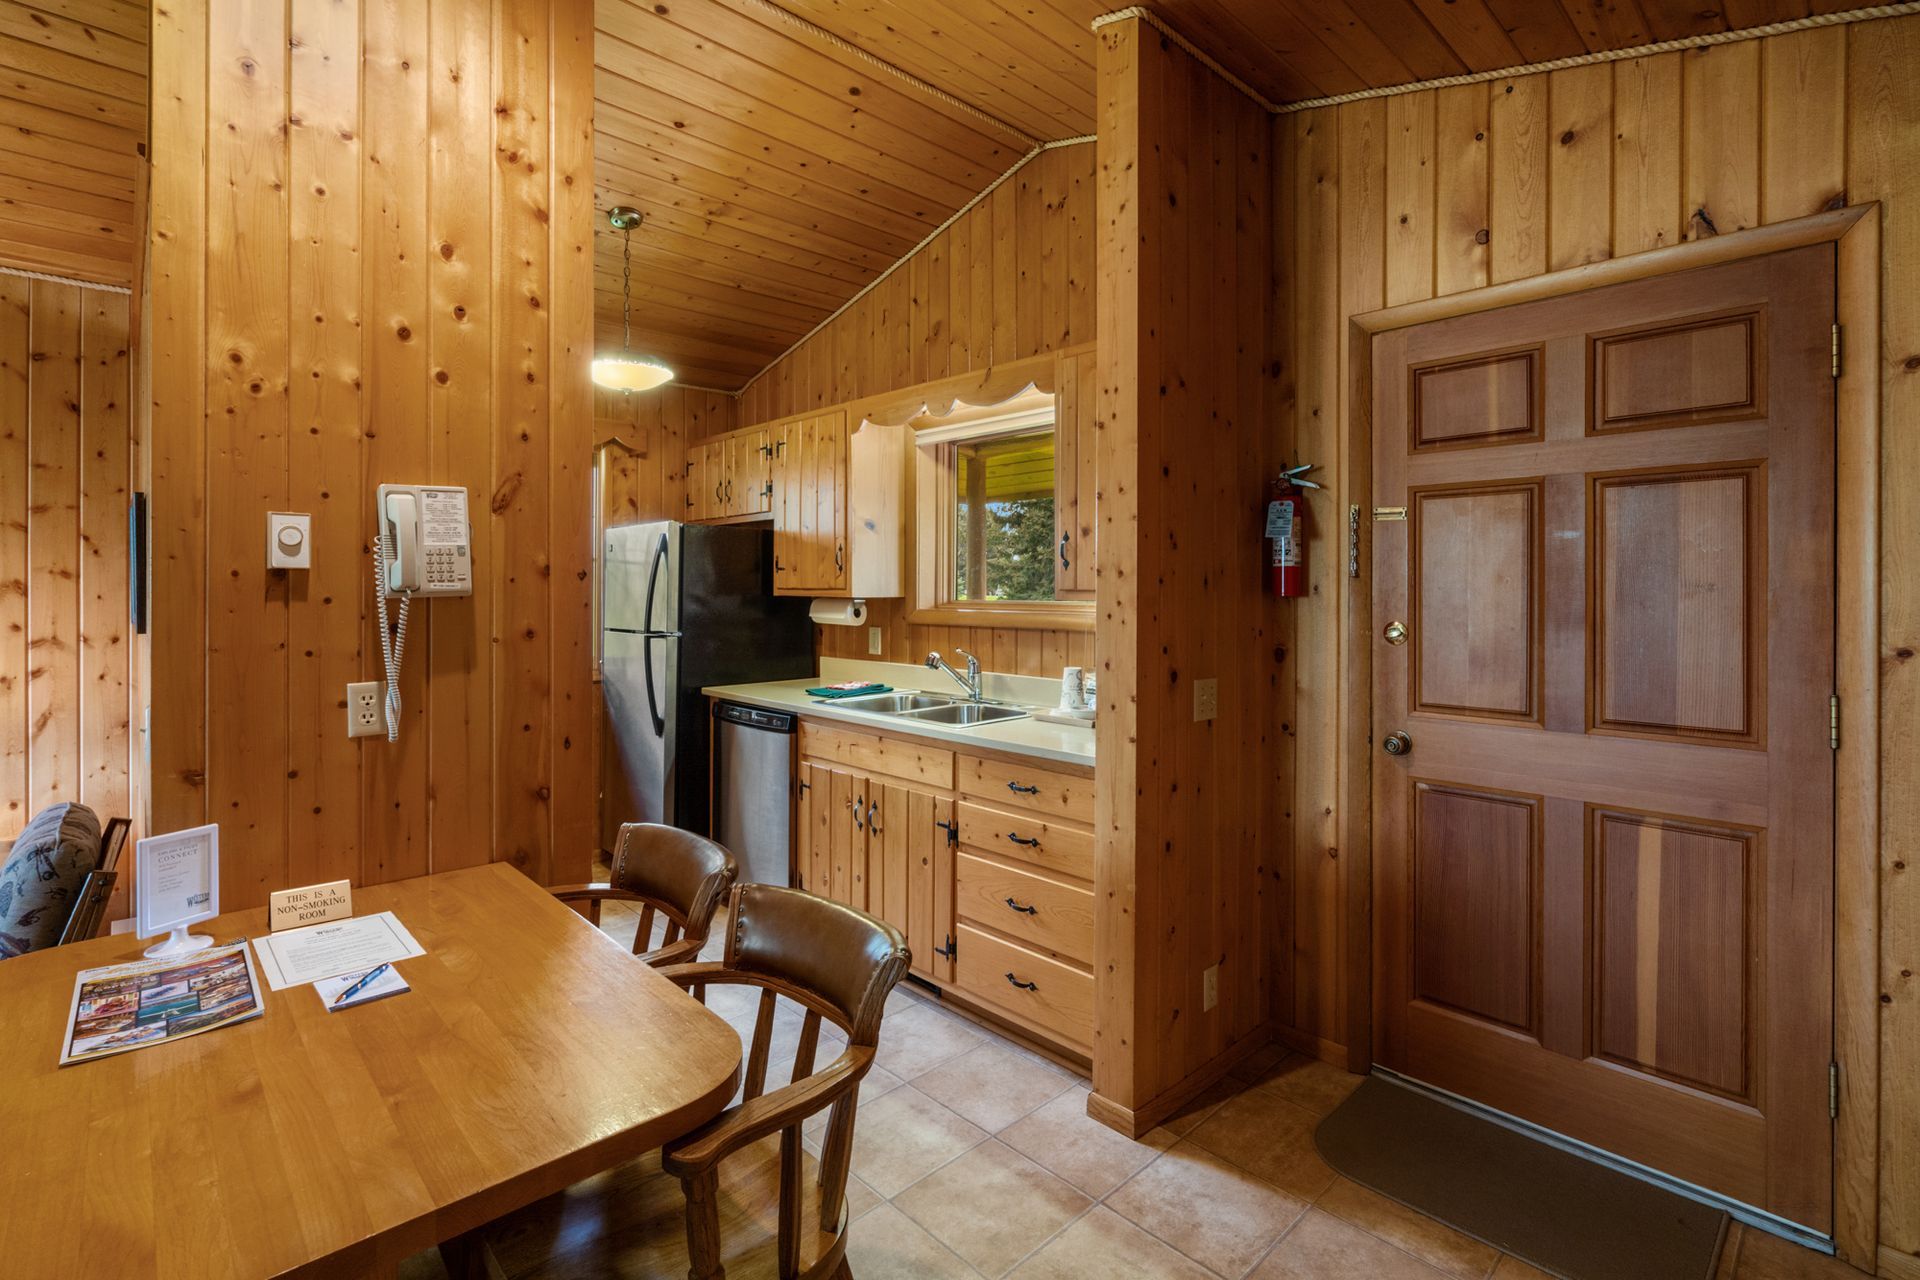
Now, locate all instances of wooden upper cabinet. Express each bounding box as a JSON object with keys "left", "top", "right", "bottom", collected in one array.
[
  {"left": 731, "top": 427, "right": 773, "bottom": 517},
  {"left": 683, "top": 428, "right": 774, "bottom": 522},
  {"left": 1053, "top": 349, "right": 1098, "bottom": 598},
  {"left": 771, "top": 409, "right": 905, "bottom": 598}
]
